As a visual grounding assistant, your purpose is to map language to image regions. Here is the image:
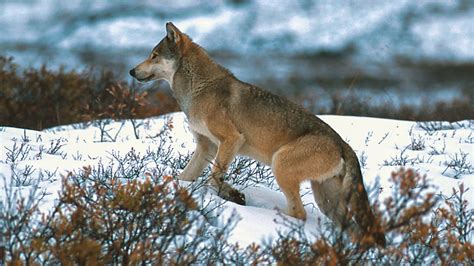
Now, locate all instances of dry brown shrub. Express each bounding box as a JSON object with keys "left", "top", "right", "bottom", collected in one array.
[
  {"left": 2, "top": 167, "right": 472, "bottom": 264},
  {"left": 0, "top": 56, "right": 178, "bottom": 130}
]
